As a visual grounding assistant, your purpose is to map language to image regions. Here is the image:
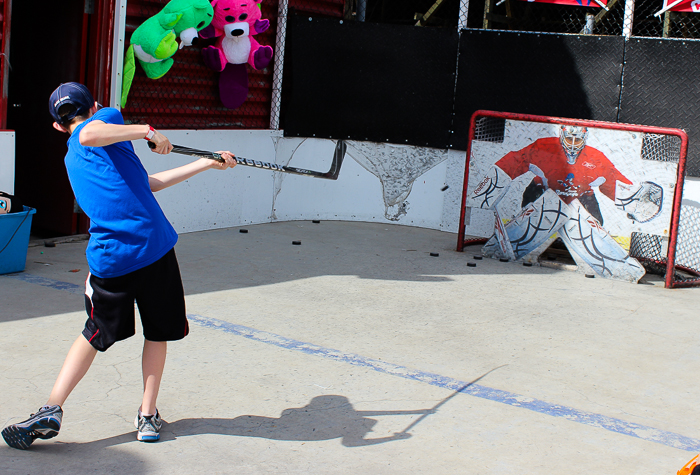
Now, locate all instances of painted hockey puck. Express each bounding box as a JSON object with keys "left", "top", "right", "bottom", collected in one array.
[
  {"left": 430, "top": 252, "right": 439, "bottom": 257},
  {"left": 473, "top": 256, "right": 483, "bottom": 260},
  {"left": 499, "top": 258, "right": 509, "bottom": 262},
  {"left": 312, "top": 220, "right": 321, "bottom": 223},
  {"left": 585, "top": 274, "right": 595, "bottom": 278},
  {"left": 292, "top": 241, "right": 301, "bottom": 245},
  {"left": 523, "top": 262, "right": 533, "bottom": 267},
  {"left": 467, "top": 262, "right": 476, "bottom": 267},
  {"left": 239, "top": 229, "right": 248, "bottom": 233},
  {"left": 44, "top": 241, "right": 56, "bottom": 248}
]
